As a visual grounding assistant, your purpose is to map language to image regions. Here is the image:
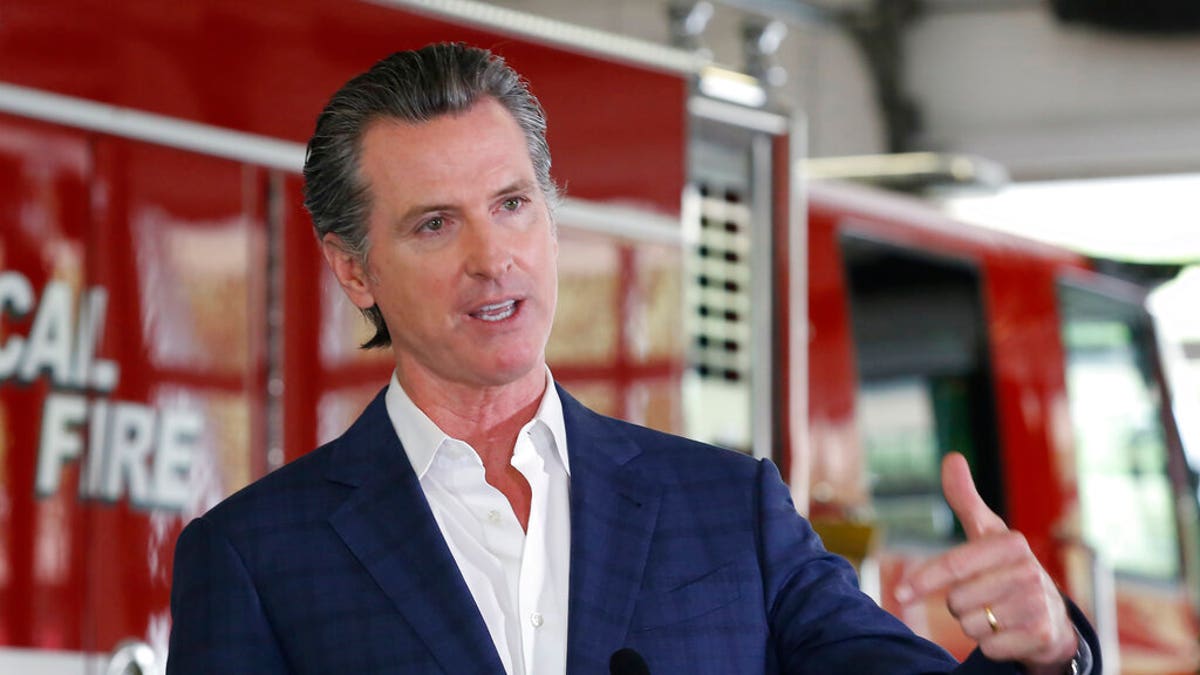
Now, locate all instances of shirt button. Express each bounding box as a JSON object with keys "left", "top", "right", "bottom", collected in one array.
[
  {"left": 487, "top": 510, "right": 501, "bottom": 523},
  {"left": 530, "top": 612, "right": 544, "bottom": 628}
]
